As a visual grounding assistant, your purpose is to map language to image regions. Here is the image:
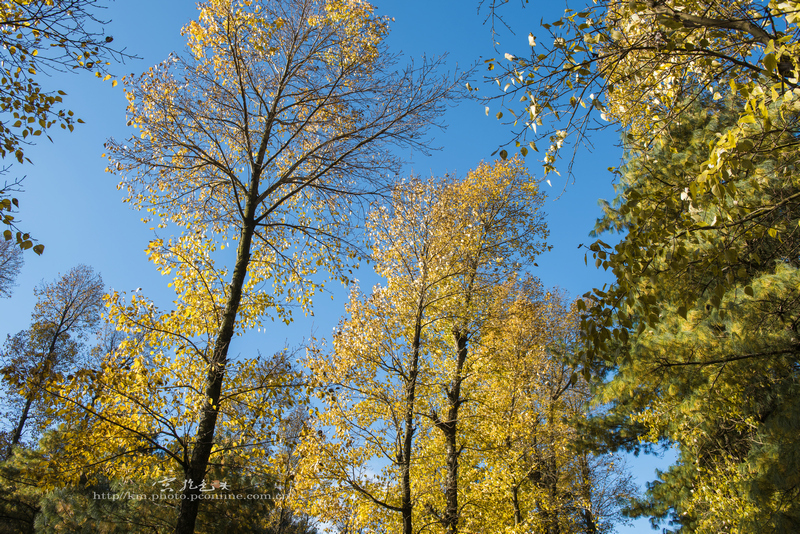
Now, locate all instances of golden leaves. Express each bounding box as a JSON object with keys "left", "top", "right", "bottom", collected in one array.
[{"left": 296, "top": 160, "right": 557, "bottom": 531}]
